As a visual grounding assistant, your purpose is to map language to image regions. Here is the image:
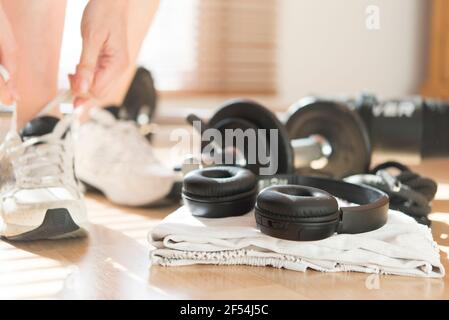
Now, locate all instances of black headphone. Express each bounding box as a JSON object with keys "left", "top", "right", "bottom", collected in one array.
[{"left": 182, "top": 166, "right": 389, "bottom": 241}]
